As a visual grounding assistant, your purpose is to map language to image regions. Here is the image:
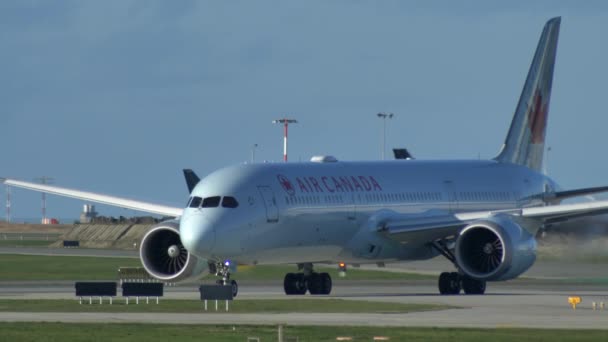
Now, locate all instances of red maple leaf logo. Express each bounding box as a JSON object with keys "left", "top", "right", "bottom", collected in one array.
[
  {"left": 277, "top": 174, "right": 295, "bottom": 196},
  {"left": 529, "top": 91, "right": 548, "bottom": 144}
]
